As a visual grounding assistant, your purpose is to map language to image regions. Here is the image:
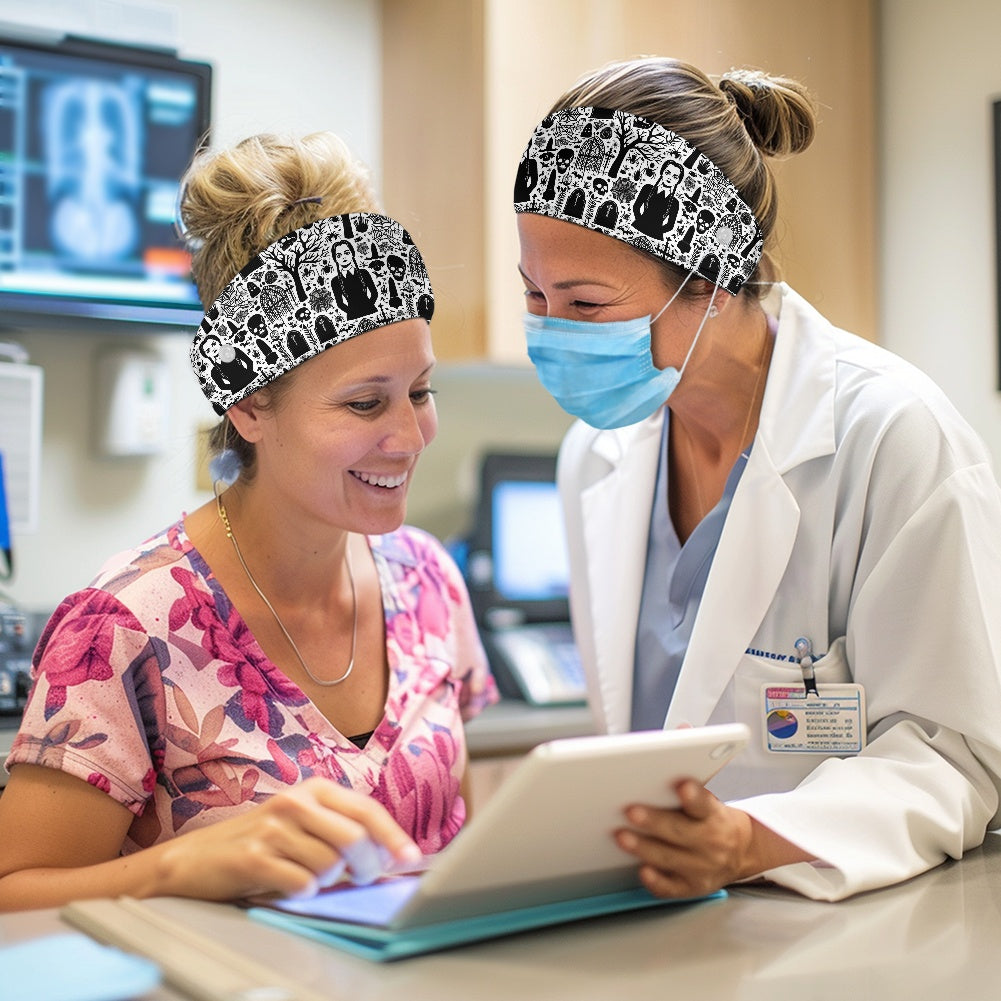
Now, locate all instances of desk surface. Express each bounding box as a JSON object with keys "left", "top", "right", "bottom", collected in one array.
[{"left": 4, "top": 833, "right": 1001, "bottom": 1001}]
